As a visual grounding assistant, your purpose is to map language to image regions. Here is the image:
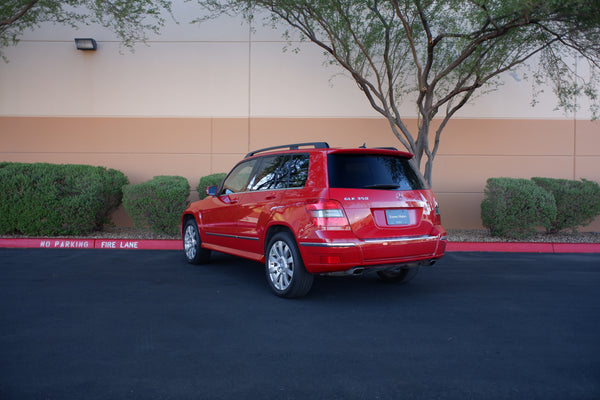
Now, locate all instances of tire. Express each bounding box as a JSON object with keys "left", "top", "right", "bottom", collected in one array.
[
  {"left": 183, "top": 219, "right": 211, "bottom": 264},
  {"left": 377, "top": 266, "right": 419, "bottom": 284},
  {"left": 265, "top": 232, "right": 314, "bottom": 298}
]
